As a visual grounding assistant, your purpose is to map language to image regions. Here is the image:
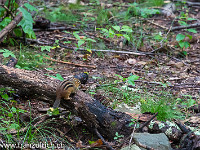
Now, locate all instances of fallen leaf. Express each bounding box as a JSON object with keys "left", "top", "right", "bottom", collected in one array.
[
  {"left": 125, "top": 58, "right": 137, "bottom": 65},
  {"left": 90, "top": 139, "right": 103, "bottom": 147}
]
